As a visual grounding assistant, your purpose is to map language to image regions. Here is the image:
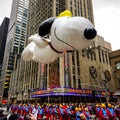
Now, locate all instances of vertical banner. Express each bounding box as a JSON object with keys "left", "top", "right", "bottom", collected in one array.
[{"left": 49, "top": 60, "right": 60, "bottom": 88}]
